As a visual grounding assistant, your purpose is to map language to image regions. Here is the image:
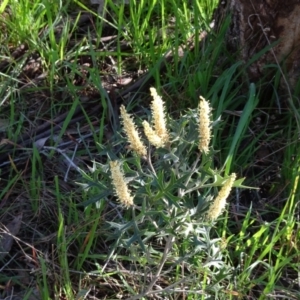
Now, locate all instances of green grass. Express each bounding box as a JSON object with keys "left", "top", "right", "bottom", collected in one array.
[{"left": 0, "top": 0, "right": 299, "bottom": 299}]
